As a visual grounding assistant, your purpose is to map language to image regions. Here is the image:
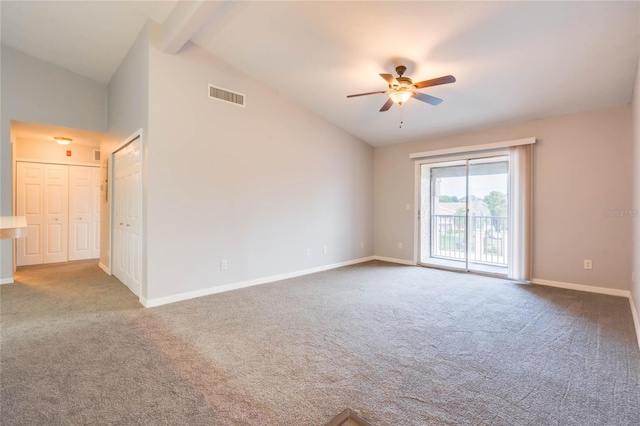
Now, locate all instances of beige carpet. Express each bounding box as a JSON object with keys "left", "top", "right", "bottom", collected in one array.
[{"left": 1, "top": 260, "right": 639, "bottom": 425}]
